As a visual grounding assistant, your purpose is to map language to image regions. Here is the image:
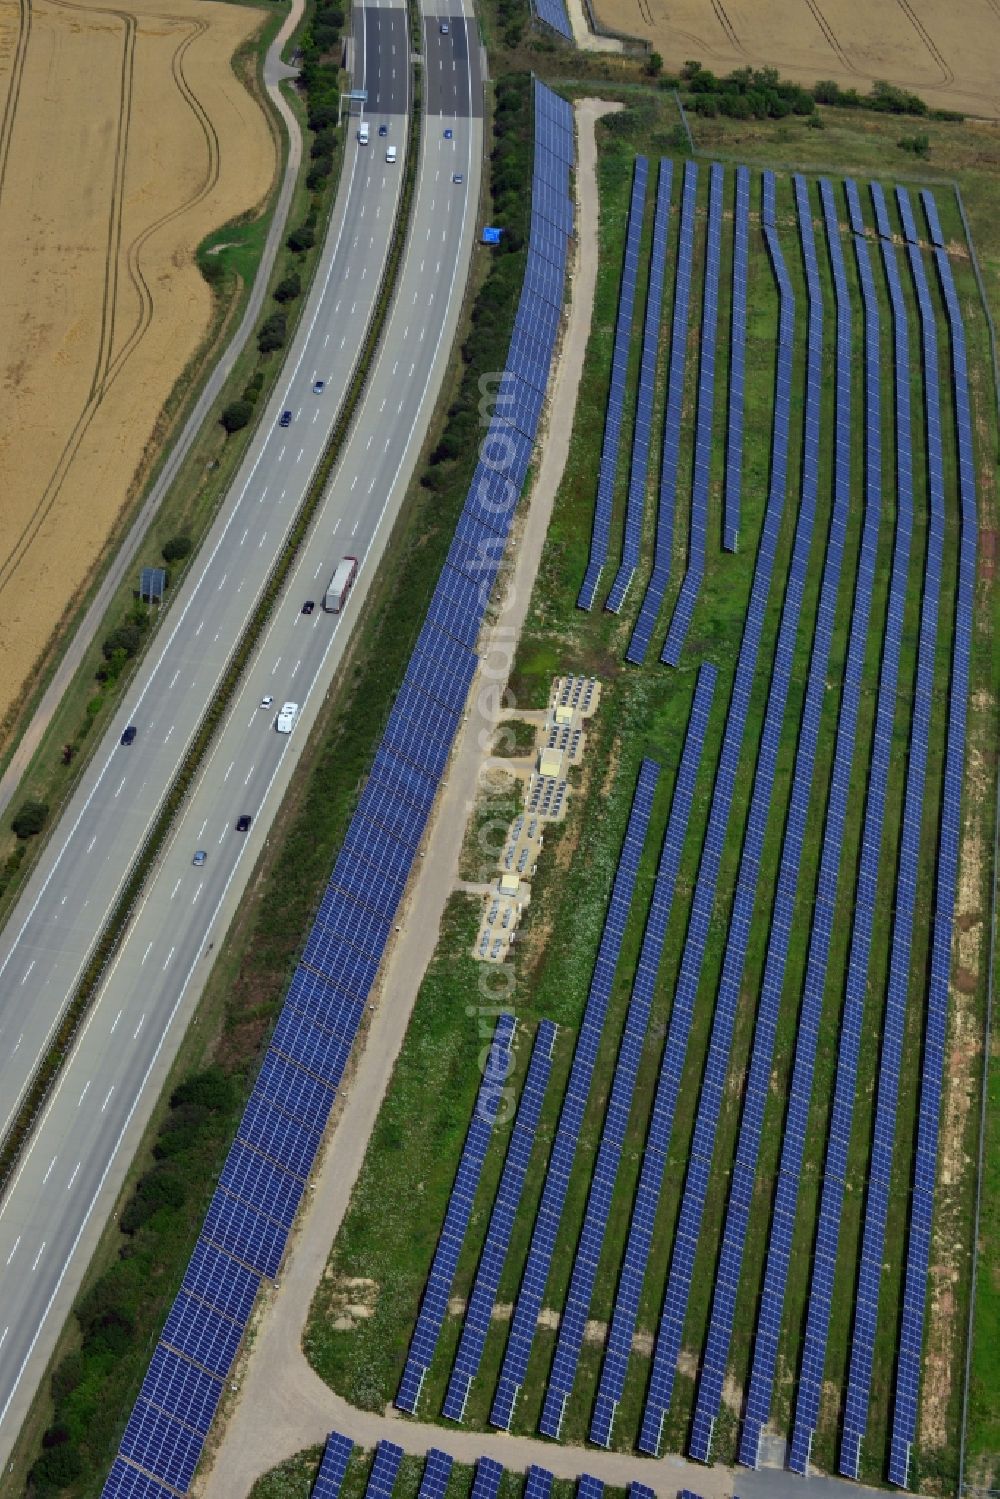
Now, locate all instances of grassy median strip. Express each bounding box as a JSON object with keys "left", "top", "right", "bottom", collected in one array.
[{"left": 0, "top": 78, "right": 423, "bottom": 1202}]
